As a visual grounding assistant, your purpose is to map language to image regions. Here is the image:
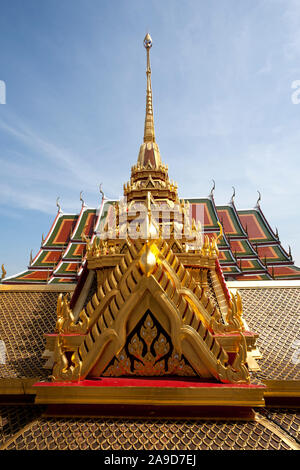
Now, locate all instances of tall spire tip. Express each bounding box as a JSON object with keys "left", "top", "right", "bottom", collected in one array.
[
  {"left": 144, "top": 33, "right": 152, "bottom": 49},
  {"left": 143, "top": 33, "right": 155, "bottom": 144}
]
